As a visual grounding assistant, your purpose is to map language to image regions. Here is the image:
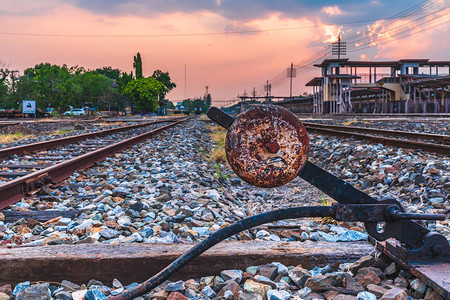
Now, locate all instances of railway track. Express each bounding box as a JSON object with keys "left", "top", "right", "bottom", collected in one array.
[
  {"left": 0, "top": 108, "right": 448, "bottom": 300},
  {"left": 0, "top": 116, "right": 191, "bottom": 209},
  {"left": 303, "top": 122, "right": 450, "bottom": 156}
]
